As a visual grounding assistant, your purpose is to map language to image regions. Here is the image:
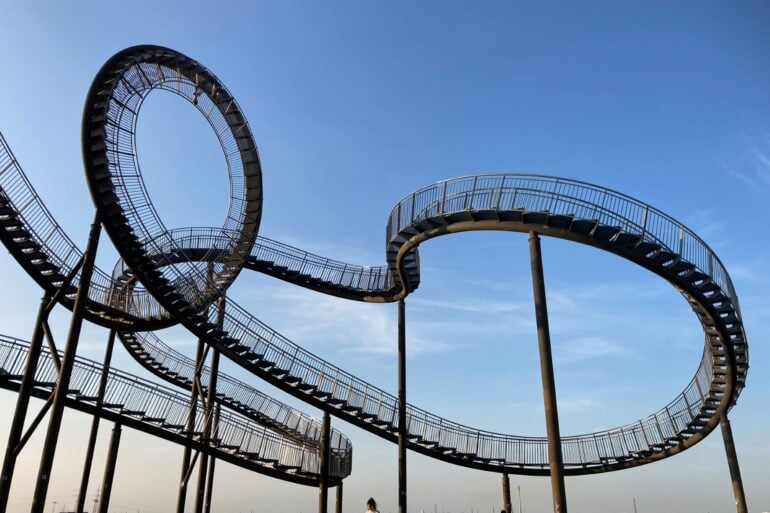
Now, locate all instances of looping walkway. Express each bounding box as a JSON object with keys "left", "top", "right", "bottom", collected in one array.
[{"left": 0, "top": 44, "right": 748, "bottom": 479}]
